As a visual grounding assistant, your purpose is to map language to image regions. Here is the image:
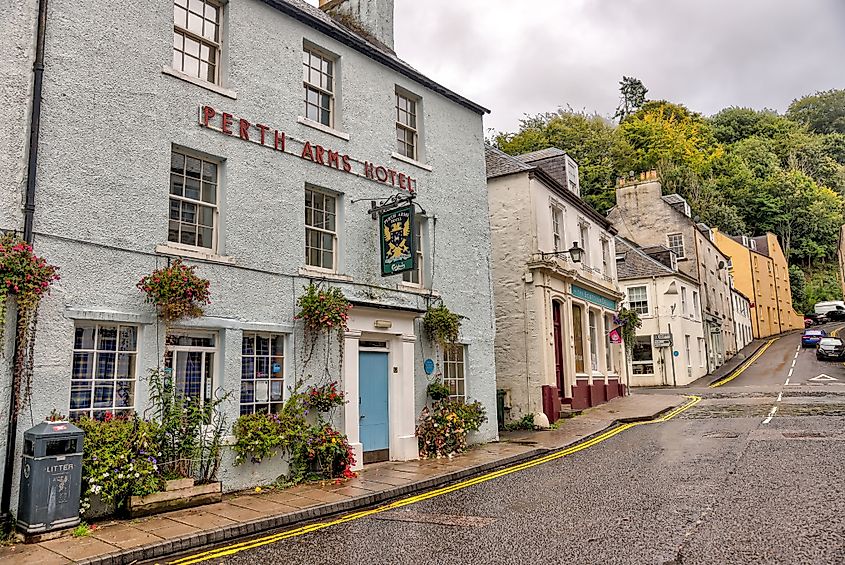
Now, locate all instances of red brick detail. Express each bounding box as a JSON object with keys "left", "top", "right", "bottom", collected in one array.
[
  {"left": 588, "top": 383, "right": 606, "bottom": 407},
  {"left": 570, "top": 381, "right": 590, "bottom": 410},
  {"left": 541, "top": 385, "right": 561, "bottom": 424}
]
